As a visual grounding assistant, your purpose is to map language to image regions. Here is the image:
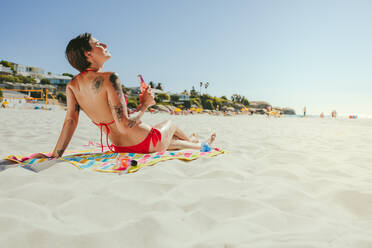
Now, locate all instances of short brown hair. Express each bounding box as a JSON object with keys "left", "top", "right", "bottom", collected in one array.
[{"left": 65, "top": 33, "right": 92, "bottom": 72}]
